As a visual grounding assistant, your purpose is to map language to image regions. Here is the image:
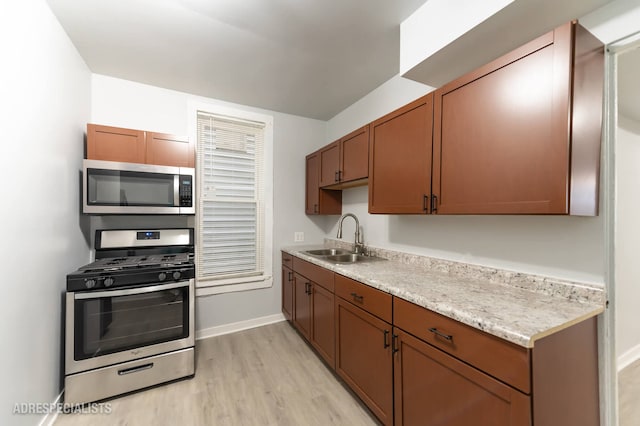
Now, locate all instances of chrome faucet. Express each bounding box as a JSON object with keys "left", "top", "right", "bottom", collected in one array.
[{"left": 337, "top": 213, "right": 365, "bottom": 254}]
